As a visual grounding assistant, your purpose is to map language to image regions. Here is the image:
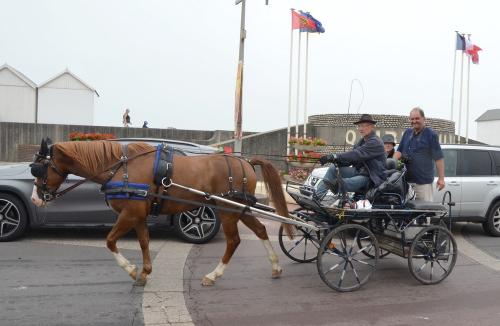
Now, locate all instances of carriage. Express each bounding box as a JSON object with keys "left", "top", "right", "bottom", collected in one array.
[
  {"left": 29, "top": 139, "right": 457, "bottom": 292},
  {"left": 279, "top": 160, "right": 458, "bottom": 292}
]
